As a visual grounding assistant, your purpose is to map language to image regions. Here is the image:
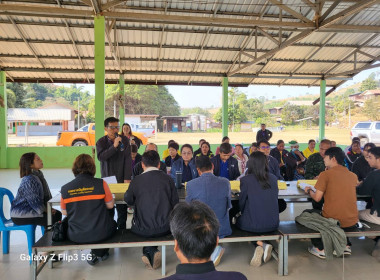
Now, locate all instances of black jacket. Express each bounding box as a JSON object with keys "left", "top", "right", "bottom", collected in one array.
[
  {"left": 237, "top": 173, "right": 279, "bottom": 233},
  {"left": 256, "top": 129, "right": 273, "bottom": 142},
  {"left": 165, "top": 154, "right": 181, "bottom": 167},
  {"left": 125, "top": 169, "right": 179, "bottom": 236},
  {"left": 357, "top": 170, "right": 380, "bottom": 217},
  {"left": 210, "top": 155, "right": 240, "bottom": 180},
  {"left": 132, "top": 161, "right": 167, "bottom": 179},
  {"left": 352, "top": 155, "right": 374, "bottom": 181},
  {"left": 96, "top": 135, "right": 132, "bottom": 183}
]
